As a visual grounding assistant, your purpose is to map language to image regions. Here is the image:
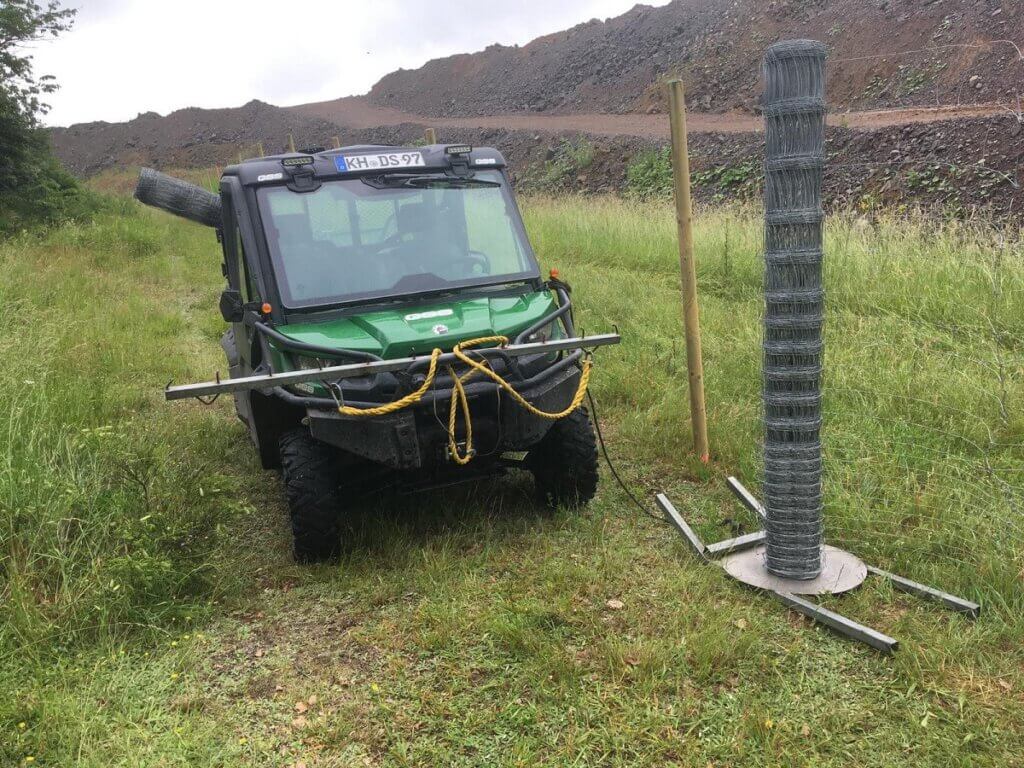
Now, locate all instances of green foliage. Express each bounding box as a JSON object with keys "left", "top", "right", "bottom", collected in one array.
[
  {"left": 533, "top": 138, "right": 596, "bottom": 190},
  {"left": 692, "top": 160, "right": 760, "bottom": 201},
  {"left": 0, "top": 1, "right": 98, "bottom": 234},
  {"left": 0, "top": 136, "right": 104, "bottom": 234},
  {"left": 625, "top": 147, "right": 673, "bottom": 198},
  {"left": 2, "top": 195, "right": 1024, "bottom": 765},
  {"left": 0, "top": 1, "right": 75, "bottom": 123},
  {"left": 626, "top": 149, "right": 760, "bottom": 202},
  {"left": 864, "top": 61, "right": 948, "bottom": 100},
  {"left": 0, "top": 206, "right": 265, "bottom": 666}
]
